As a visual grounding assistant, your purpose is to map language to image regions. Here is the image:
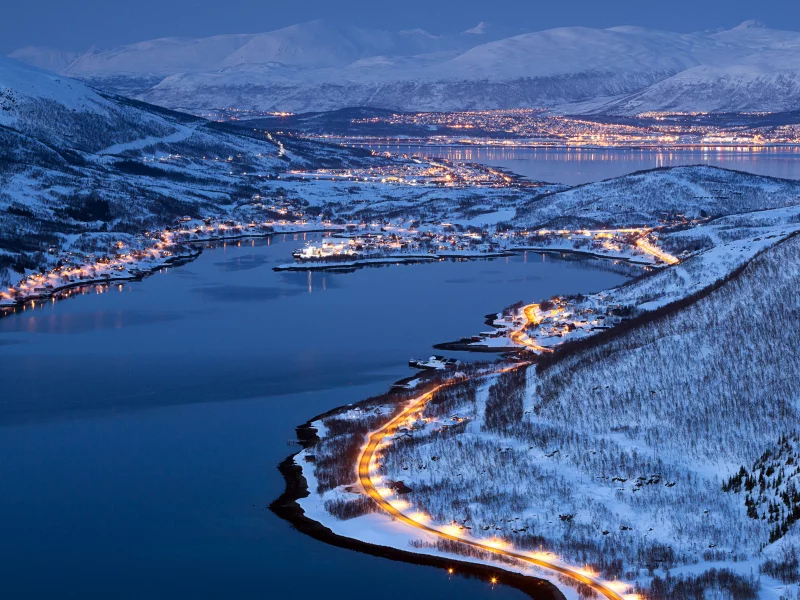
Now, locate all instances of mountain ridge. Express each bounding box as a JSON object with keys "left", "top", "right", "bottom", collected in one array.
[{"left": 10, "top": 20, "right": 800, "bottom": 115}]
